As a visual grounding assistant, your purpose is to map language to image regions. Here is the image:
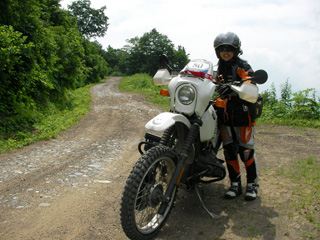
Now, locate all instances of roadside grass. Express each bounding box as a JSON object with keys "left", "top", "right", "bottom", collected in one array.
[
  {"left": 0, "top": 84, "right": 93, "bottom": 153},
  {"left": 0, "top": 74, "right": 168, "bottom": 153},
  {"left": 257, "top": 117, "right": 320, "bottom": 129},
  {"left": 118, "top": 73, "right": 170, "bottom": 110},
  {"left": 278, "top": 156, "right": 320, "bottom": 238}
]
